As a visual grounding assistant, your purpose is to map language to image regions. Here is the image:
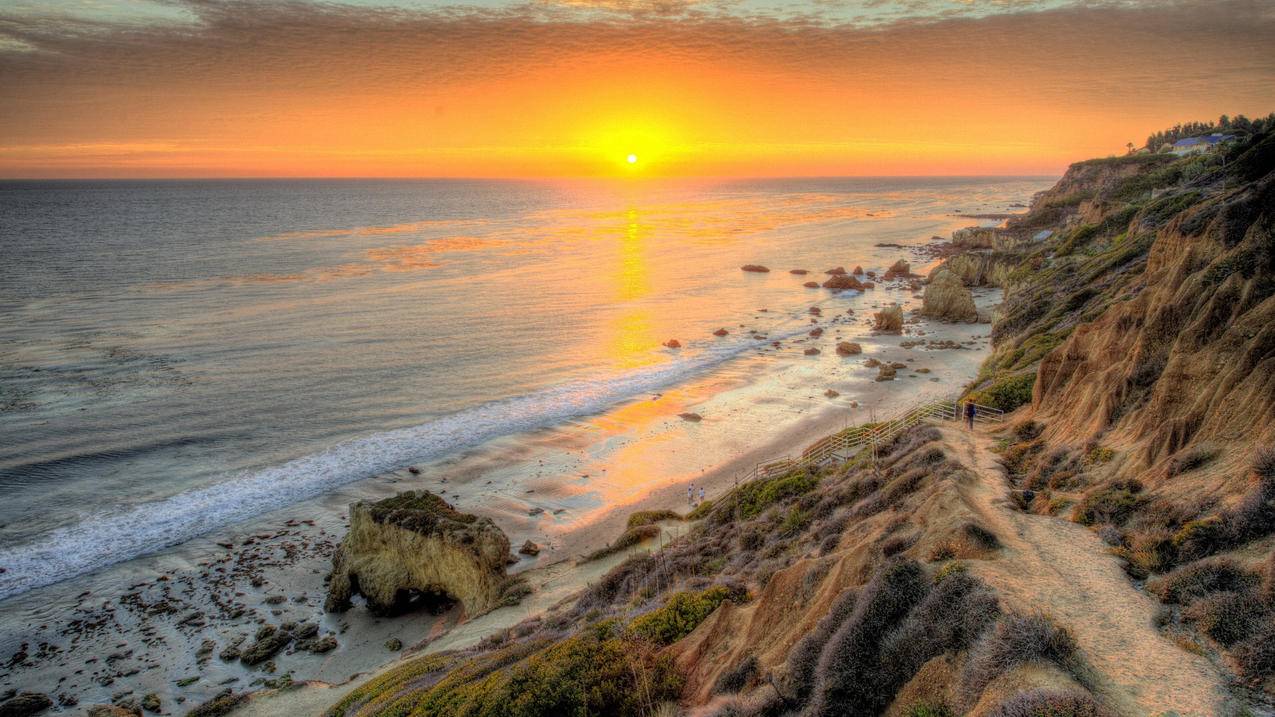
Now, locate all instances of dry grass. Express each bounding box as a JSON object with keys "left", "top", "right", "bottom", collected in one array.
[
  {"left": 958, "top": 612, "right": 1080, "bottom": 710},
  {"left": 984, "top": 688, "right": 1110, "bottom": 717}
]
